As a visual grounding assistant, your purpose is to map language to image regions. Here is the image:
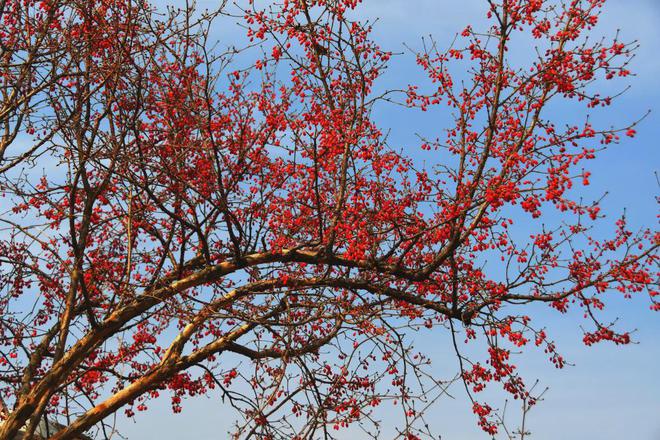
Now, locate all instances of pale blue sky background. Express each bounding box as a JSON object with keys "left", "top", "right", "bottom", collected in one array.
[{"left": 115, "top": 1, "right": 660, "bottom": 438}]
